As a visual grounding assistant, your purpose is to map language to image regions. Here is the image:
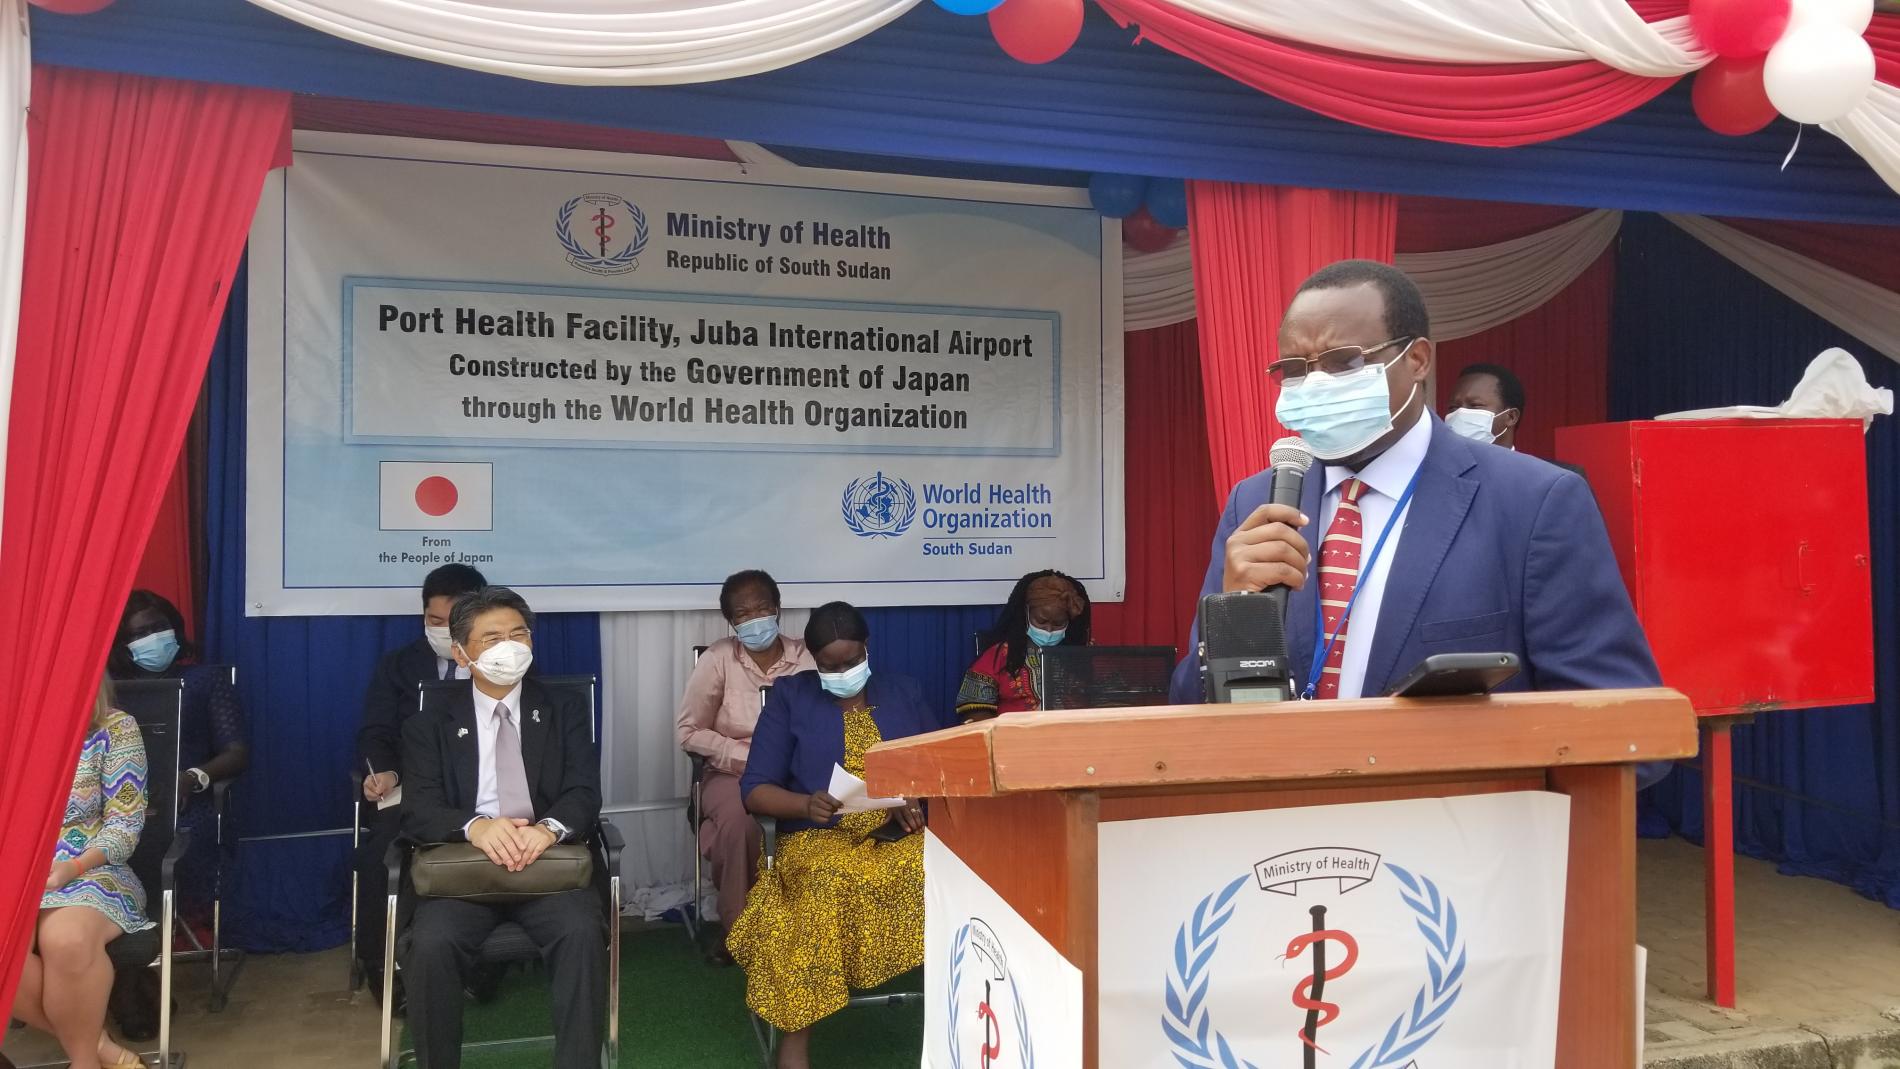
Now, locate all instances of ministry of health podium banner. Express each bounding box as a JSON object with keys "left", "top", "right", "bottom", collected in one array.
[{"left": 246, "top": 133, "right": 1122, "bottom": 615}]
